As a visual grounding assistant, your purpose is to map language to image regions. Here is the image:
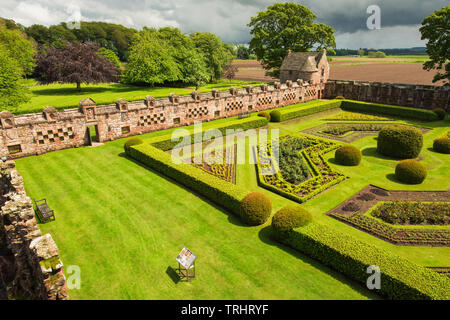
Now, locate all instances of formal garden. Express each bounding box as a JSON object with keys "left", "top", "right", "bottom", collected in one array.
[{"left": 14, "top": 97, "right": 450, "bottom": 300}]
